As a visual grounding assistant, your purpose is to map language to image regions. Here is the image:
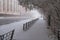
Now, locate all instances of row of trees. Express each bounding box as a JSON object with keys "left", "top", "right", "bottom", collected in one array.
[{"left": 18, "top": 0, "right": 60, "bottom": 39}]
